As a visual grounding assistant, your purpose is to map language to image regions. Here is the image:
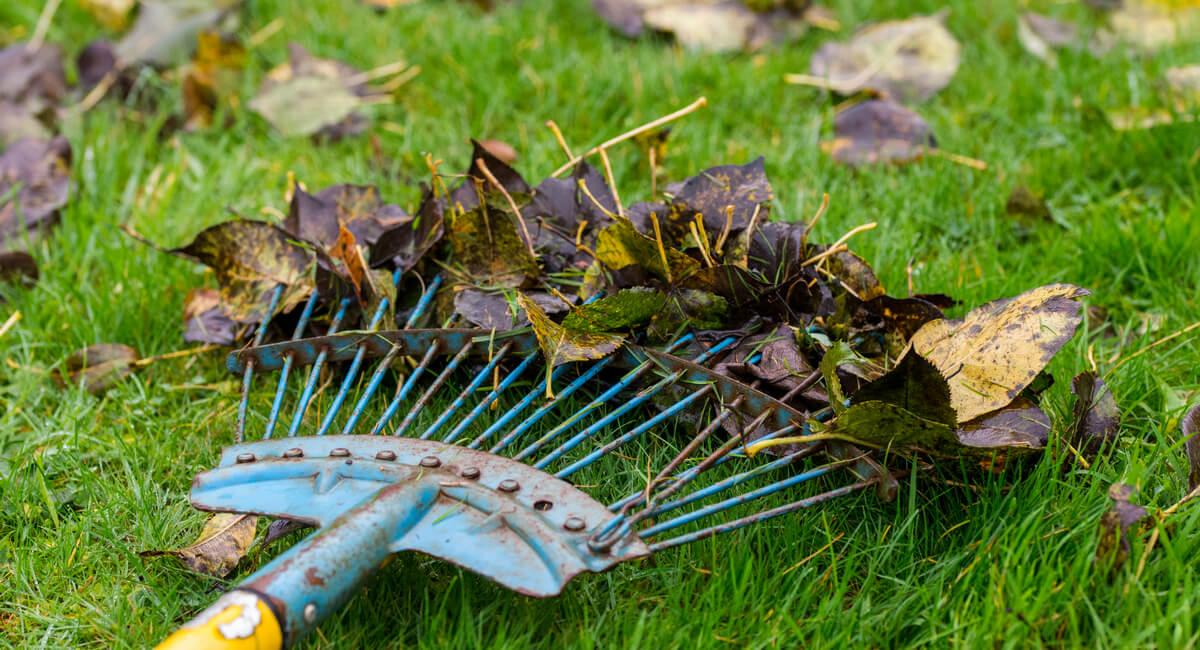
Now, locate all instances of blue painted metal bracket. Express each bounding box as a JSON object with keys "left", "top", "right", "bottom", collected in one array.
[{"left": 190, "top": 437, "right": 651, "bottom": 642}]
